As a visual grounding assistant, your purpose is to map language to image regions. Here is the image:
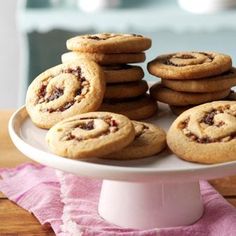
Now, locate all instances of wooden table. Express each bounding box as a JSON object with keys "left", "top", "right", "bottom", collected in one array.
[
  {"left": 1, "top": 110, "right": 236, "bottom": 235},
  {"left": 0, "top": 111, "right": 54, "bottom": 235}
]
